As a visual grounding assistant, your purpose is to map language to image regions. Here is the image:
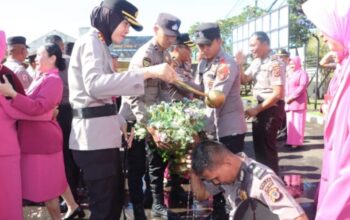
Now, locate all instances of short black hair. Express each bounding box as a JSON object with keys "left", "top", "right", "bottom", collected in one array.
[
  {"left": 251, "top": 31, "right": 270, "bottom": 46},
  {"left": 65, "top": 42, "right": 74, "bottom": 56},
  {"left": 191, "top": 140, "right": 231, "bottom": 176},
  {"left": 45, "top": 35, "right": 63, "bottom": 44}
]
